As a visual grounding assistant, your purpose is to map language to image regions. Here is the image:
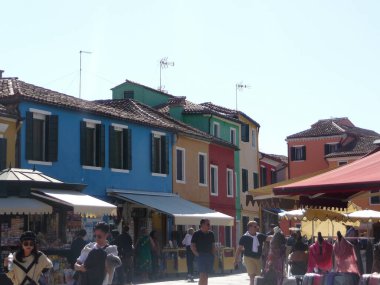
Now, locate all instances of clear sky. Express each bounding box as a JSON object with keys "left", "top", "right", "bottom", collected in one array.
[{"left": 2, "top": 1, "right": 379, "bottom": 155}]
